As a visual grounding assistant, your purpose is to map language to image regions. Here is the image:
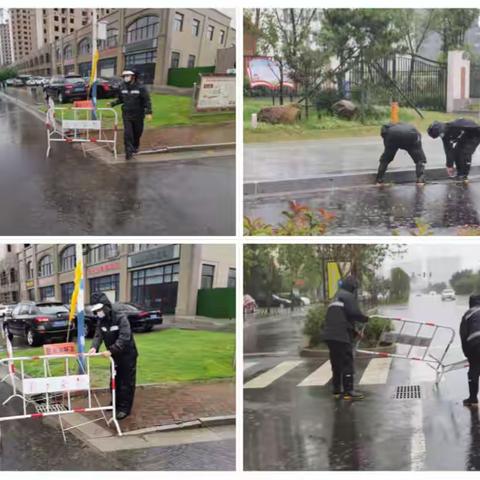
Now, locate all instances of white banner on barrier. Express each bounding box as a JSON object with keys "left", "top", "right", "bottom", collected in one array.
[
  {"left": 62, "top": 120, "right": 101, "bottom": 130},
  {"left": 23, "top": 374, "right": 90, "bottom": 394}
]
